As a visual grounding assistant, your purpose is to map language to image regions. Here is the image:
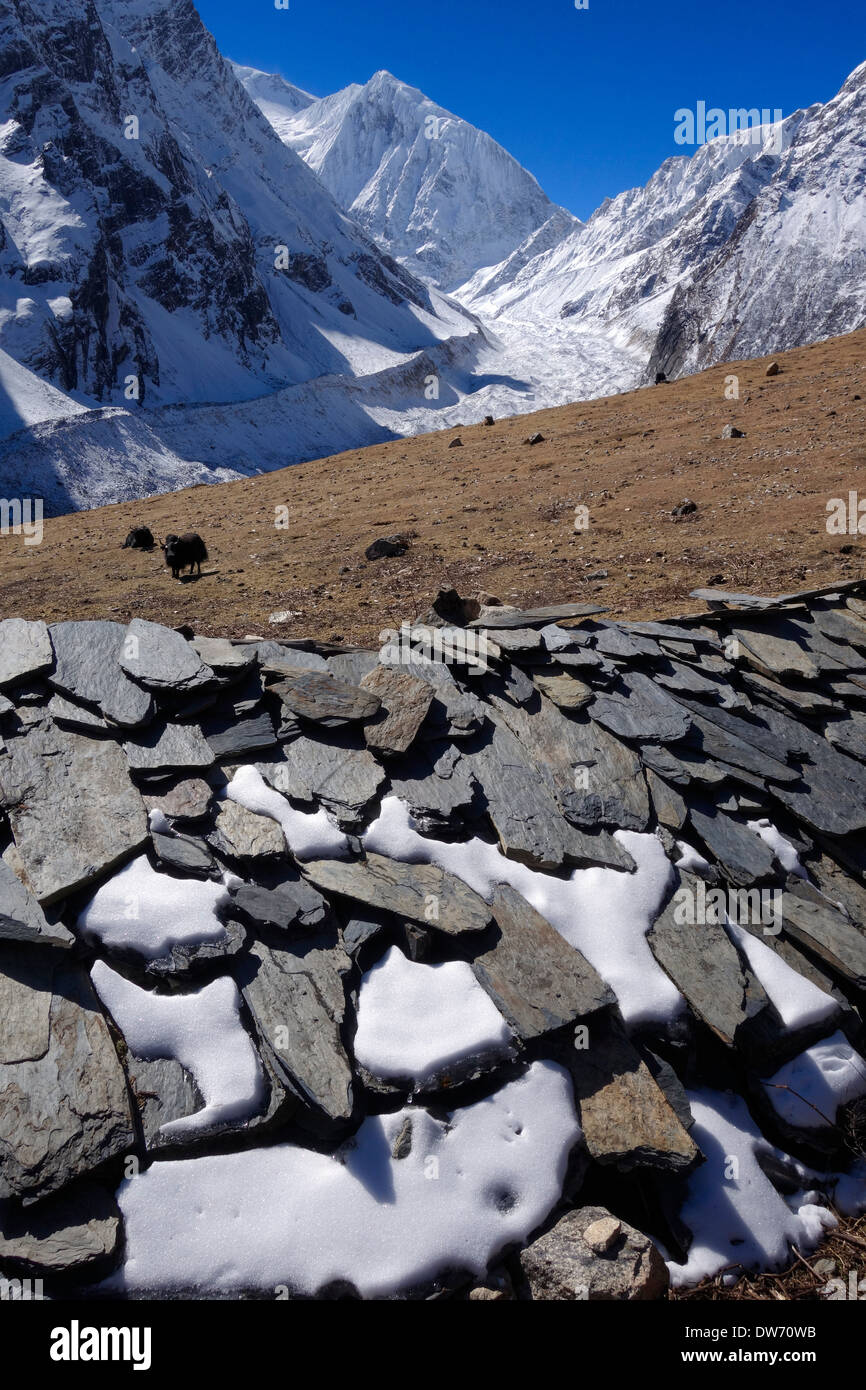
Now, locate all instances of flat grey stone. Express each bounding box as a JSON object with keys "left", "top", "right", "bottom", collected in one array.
[
  {"left": 0, "top": 1181, "right": 120, "bottom": 1274},
  {"left": 48, "top": 621, "right": 153, "bottom": 728},
  {"left": 681, "top": 707, "right": 798, "bottom": 785},
  {"left": 119, "top": 618, "right": 214, "bottom": 691},
  {"left": 143, "top": 777, "right": 214, "bottom": 823},
  {"left": 566, "top": 720, "right": 650, "bottom": 832},
  {"left": 481, "top": 627, "right": 544, "bottom": 654},
  {"left": 687, "top": 804, "right": 777, "bottom": 885},
  {"left": 262, "top": 734, "right": 385, "bottom": 828},
  {"left": 646, "top": 769, "right": 687, "bottom": 831},
  {"left": 741, "top": 671, "right": 838, "bottom": 714},
  {"left": 326, "top": 651, "right": 380, "bottom": 684},
  {"left": 532, "top": 670, "right": 594, "bottom": 709},
  {"left": 591, "top": 623, "right": 661, "bottom": 661},
  {"left": 46, "top": 693, "right": 108, "bottom": 730},
  {"left": 203, "top": 709, "right": 278, "bottom": 761},
  {"left": 520, "top": 1205, "right": 669, "bottom": 1301},
  {"left": 124, "top": 720, "right": 215, "bottom": 774},
  {"left": 648, "top": 872, "right": 774, "bottom": 1050},
  {"left": 729, "top": 622, "right": 820, "bottom": 680},
  {"left": 0, "top": 858, "right": 74, "bottom": 949},
  {"left": 360, "top": 665, "right": 434, "bottom": 755},
  {"left": 301, "top": 853, "right": 492, "bottom": 935},
  {"left": 0, "top": 619, "right": 53, "bottom": 688},
  {"left": 207, "top": 797, "right": 287, "bottom": 863},
  {"left": 190, "top": 636, "right": 256, "bottom": 674},
  {"left": 472, "top": 885, "right": 614, "bottom": 1039},
  {"left": 469, "top": 603, "right": 607, "bottom": 629},
  {"left": 255, "top": 642, "right": 330, "bottom": 672},
  {"left": 386, "top": 742, "right": 476, "bottom": 831},
  {"left": 0, "top": 947, "right": 135, "bottom": 1201},
  {"left": 462, "top": 718, "right": 633, "bottom": 871},
  {"left": 824, "top": 716, "right": 866, "bottom": 762},
  {"left": 0, "top": 721, "right": 148, "bottom": 904},
  {"left": 227, "top": 876, "right": 331, "bottom": 933},
  {"left": 566, "top": 1013, "right": 699, "bottom": 1172},
  {"left": 151, "top": 832, "right": 216, "bottom": 878},
  {"left": 779, "top": 880, "right": 866, "bottom": 988},
  {"left": 236, "top": 938, "right": 354, "bottom": 1124},
  {"left": 270, "top": 670, "right": 381, "bottom": 726},
  {"left": 590, "top": 671, "right": 691, "bottom": 743}
]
